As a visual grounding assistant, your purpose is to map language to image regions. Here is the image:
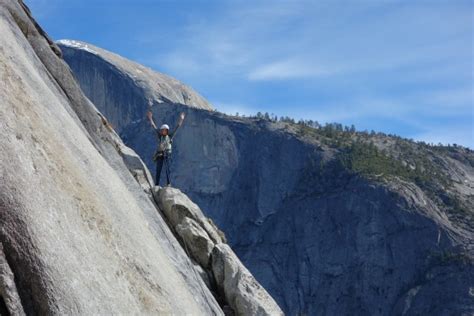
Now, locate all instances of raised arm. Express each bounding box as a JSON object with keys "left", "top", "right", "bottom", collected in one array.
[
  {"left": 146, "top": 99, "right": 158, "bottom": 130},
  {"left": 147, "top": 110, "right": 158, "bottom": 130},
  {"left": 171, "top": 112, "right": 186, "bottom": 139}
]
